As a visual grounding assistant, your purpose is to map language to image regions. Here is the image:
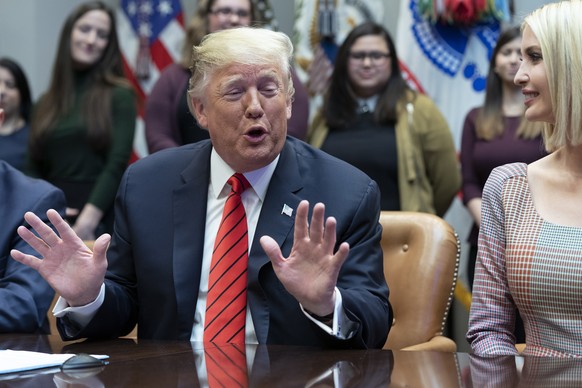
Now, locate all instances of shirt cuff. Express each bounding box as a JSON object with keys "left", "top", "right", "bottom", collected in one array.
[
  {"left": 52, "top": 283, "right": 105, "bottom": 328},
  {"left": 301, "top": 288, "right": 354, "bottom": 339}
]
